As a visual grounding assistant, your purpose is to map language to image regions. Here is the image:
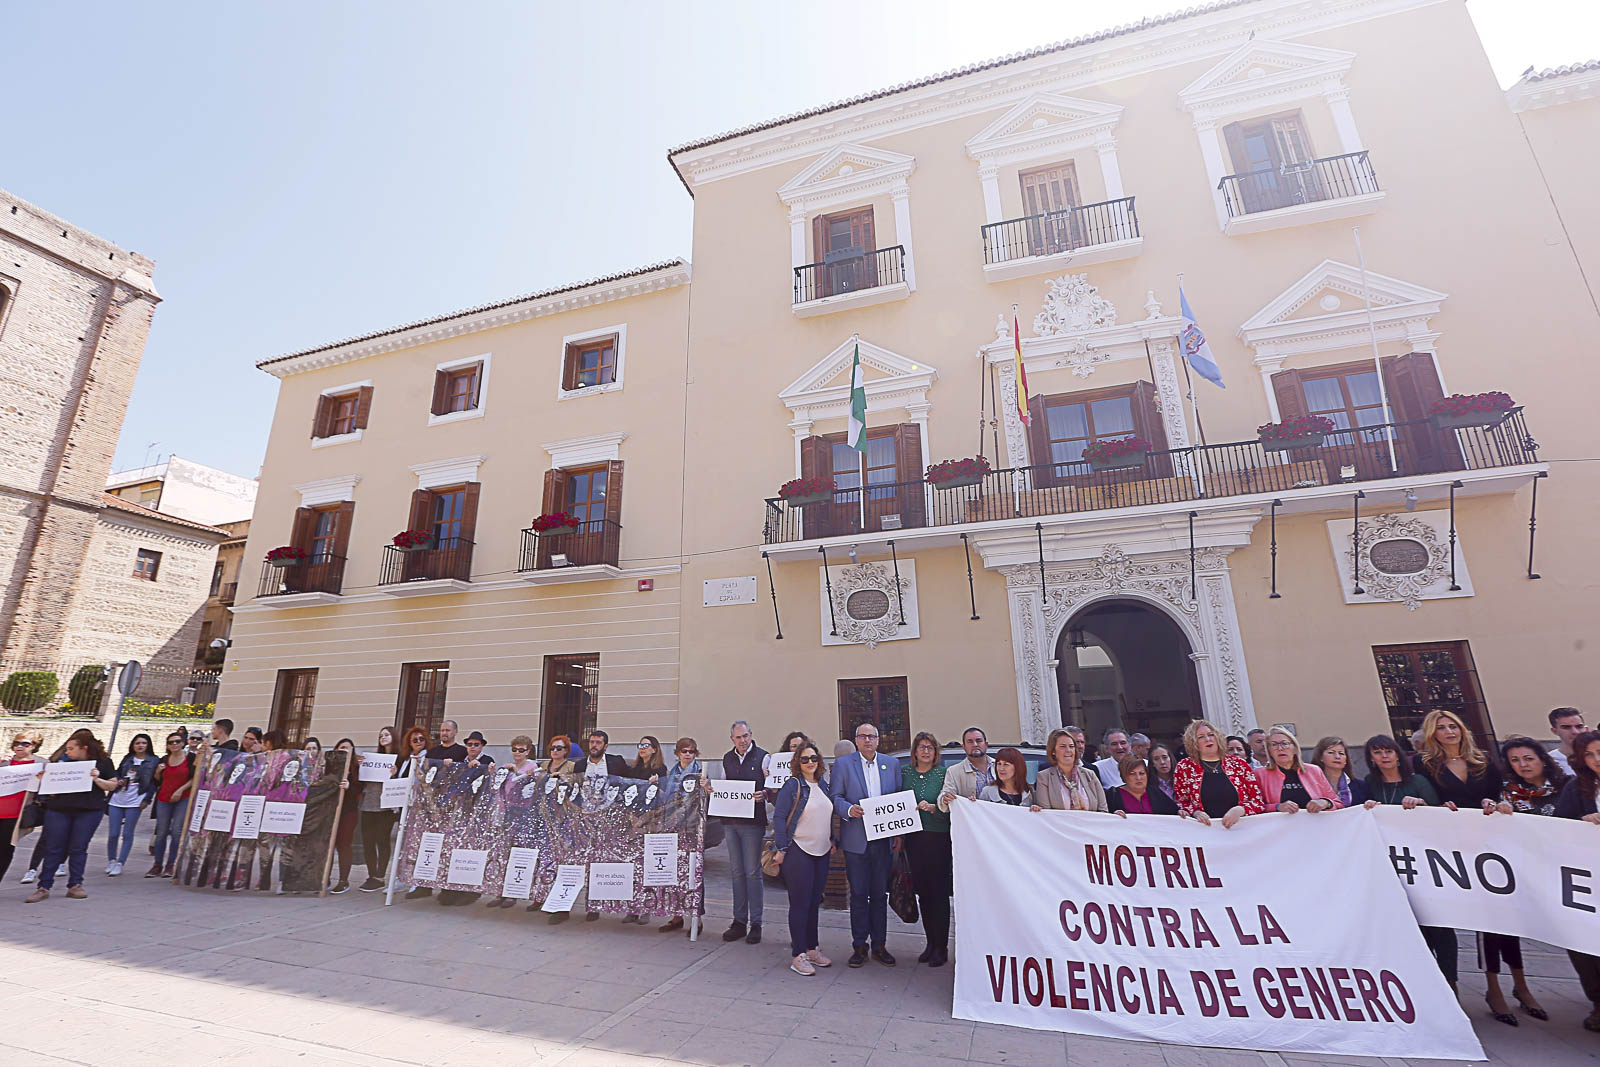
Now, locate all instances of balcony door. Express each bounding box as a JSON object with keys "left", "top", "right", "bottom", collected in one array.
[
  {"left": 1271, "top": 354, "right": 1457, "bottom": 480},
  {"left": 812, "top": 207, "right": 876, "bottom": 298},
  {"left": 286, "top": 501, "right": 352, "bottom": 594},
  {"left": 1019, "top": 162, "right": 1081, "bottom": 255},
  {"left": 403, "top": 483, "right": 479, "bottom": 581},
  {"left": 1223, "top": 111, "right": 1316, "bottom": 213},
  {"left": 800, "top": 423, "right": 923, "bottom": 538}
]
